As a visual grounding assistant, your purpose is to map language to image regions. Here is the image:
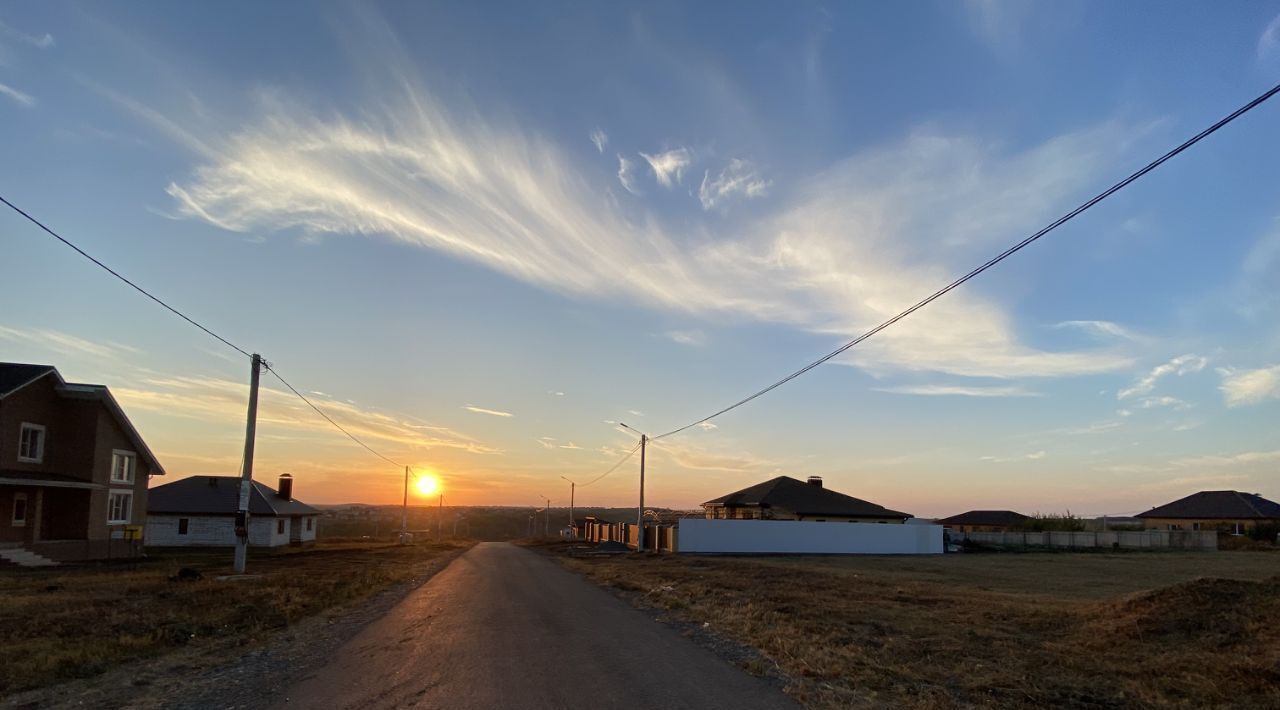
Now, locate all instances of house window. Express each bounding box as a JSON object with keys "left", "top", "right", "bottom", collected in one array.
[
  {"left": 11, "top": 493, "right": 27, "bottom": 527},
  {"left": 178, "top": 518, "right": 189, "bottom": 535},
  {"left": 277, "top": 519, "right": 285, "bottom": 534},
  {"left": 306, "top": 517, "right": 313, "bottom": 531},
  {"left": 107, "top": 490, "right": 132, "bottom": 524},
  {"left": 18, "top": 423, "right": 45, "bottom": 463},
  {"left": 111, "top": 451, "right": 136, "bottom": 484}
]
